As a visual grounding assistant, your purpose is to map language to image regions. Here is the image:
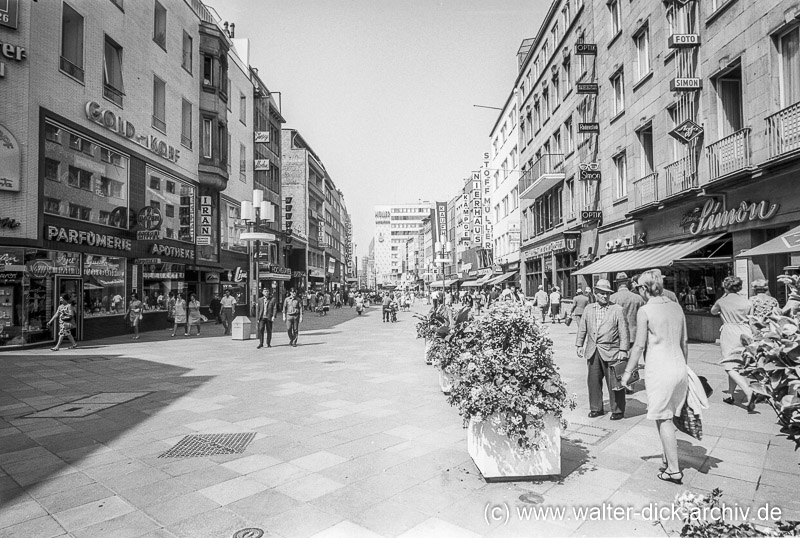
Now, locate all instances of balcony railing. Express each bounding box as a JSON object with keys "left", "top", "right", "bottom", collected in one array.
[
  {"left": 633, "top": 172, "right": 659, "bottom": 208},
  {"left": 519, "top": 154, "right": 565, "bottom": 199},
  {"left": 767, "top": 101, "right": 800, "bottom": 158},
  {"left": 664, "top": 152, "right": 698, "bottom": 197},
  {"left": 707, "top": 128, "right": 751, "bottom": 181}
]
